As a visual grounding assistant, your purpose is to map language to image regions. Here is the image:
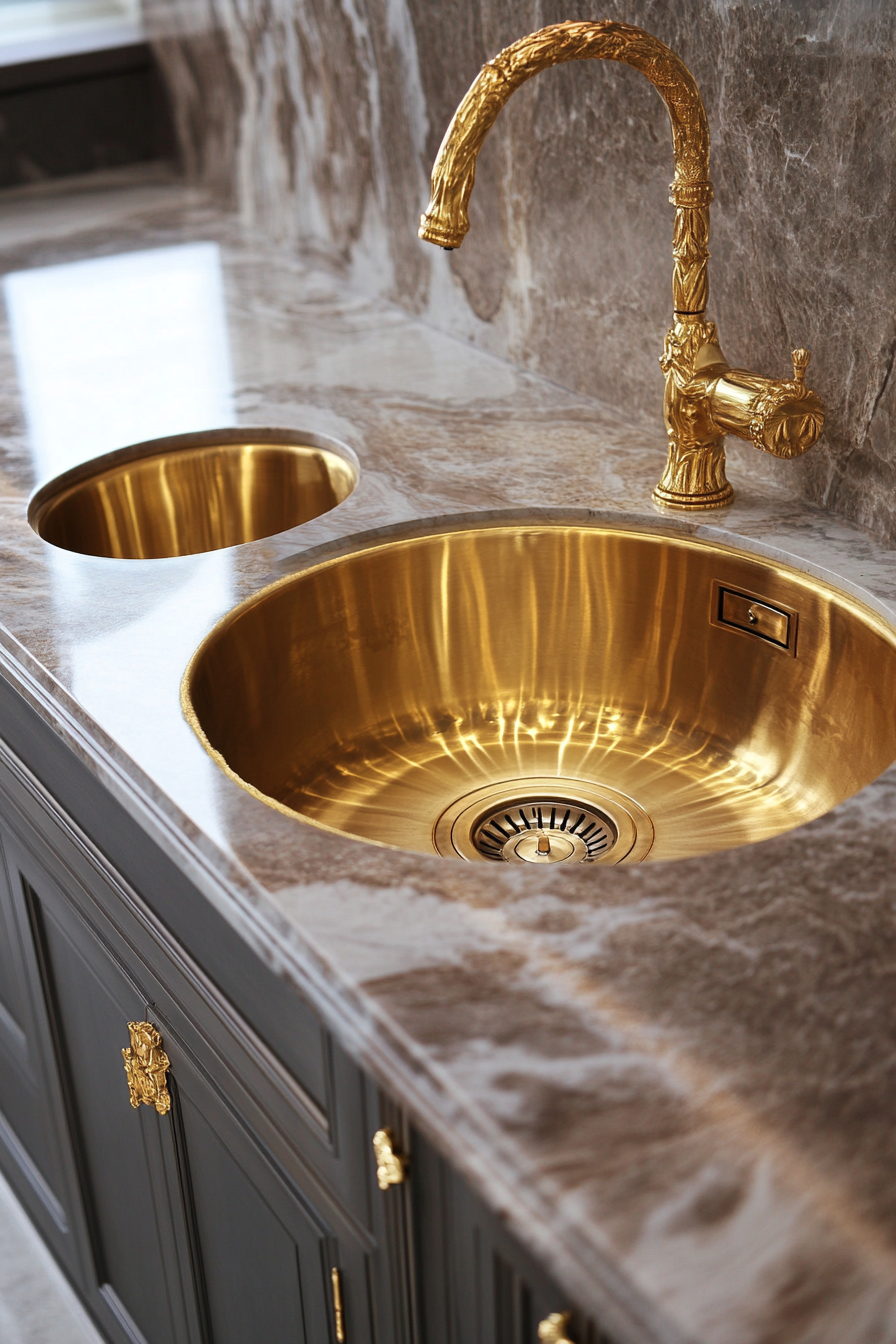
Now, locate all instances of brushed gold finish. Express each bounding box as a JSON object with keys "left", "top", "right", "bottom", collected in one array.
[
  {"left": 373, "top": 1128, "right": 408, "bottom": 1189},
  {"left": 122, "top": 1021, "right": 171, "bottom": 1116},
  {"left": 331, "top": 1266, "right": 345, "bottom": 1343},
  {"left": 29, "top": 428, "right": 357, "bottom": 559},
  {"left": 182, "top": 523, "right": 896, "bottom": 865},
  {"left": 418, "top": 20, "right": 825, "bottom": 507},
  {"left": 538, "top": 1312, "right": 574, "bottom": 1344}
]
